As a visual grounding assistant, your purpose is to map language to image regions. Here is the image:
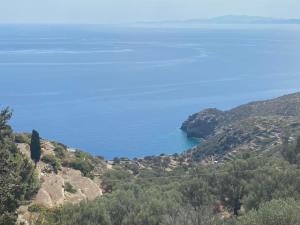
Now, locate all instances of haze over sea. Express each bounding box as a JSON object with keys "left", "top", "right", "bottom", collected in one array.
[{"left": 1, "top": 24, "right": 300, "bottom": 159}]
